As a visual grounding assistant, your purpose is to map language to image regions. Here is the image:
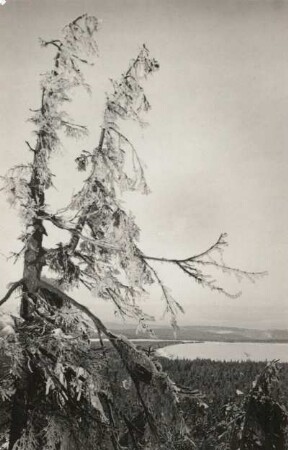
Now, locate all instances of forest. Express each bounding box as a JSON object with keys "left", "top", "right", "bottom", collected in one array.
[
  {"left": 90, "top": 346, "right": 288, "bottom": 449},
  {"left": 1, "top": 343, "right": 288, "bottom": 449}
]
